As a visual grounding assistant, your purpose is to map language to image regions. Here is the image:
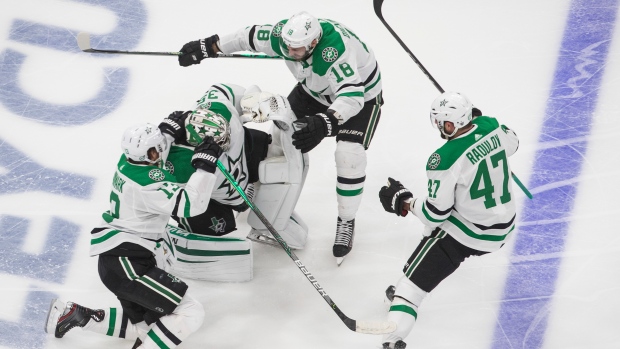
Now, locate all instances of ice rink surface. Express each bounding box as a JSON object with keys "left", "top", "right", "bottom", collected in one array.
[{"left": 1, "top": 0, "right": 619, "bottom": 348}]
